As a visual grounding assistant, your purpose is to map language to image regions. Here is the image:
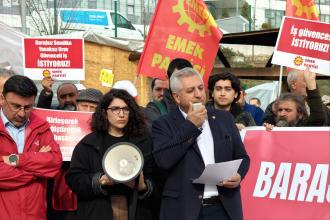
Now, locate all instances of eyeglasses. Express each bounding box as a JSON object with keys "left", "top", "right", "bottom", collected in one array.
[
  {"left": 107, "top": 106, "right": 130, "bottom": 115},
  {"left": 4, "top": 98, "right": 34, "bottom": 113}
]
